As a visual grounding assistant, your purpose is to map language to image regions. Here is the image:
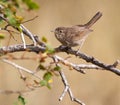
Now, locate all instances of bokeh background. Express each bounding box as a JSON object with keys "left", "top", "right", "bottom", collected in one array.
[{"left": 0, "top": 0, "right": 120, "bottom": 105}]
